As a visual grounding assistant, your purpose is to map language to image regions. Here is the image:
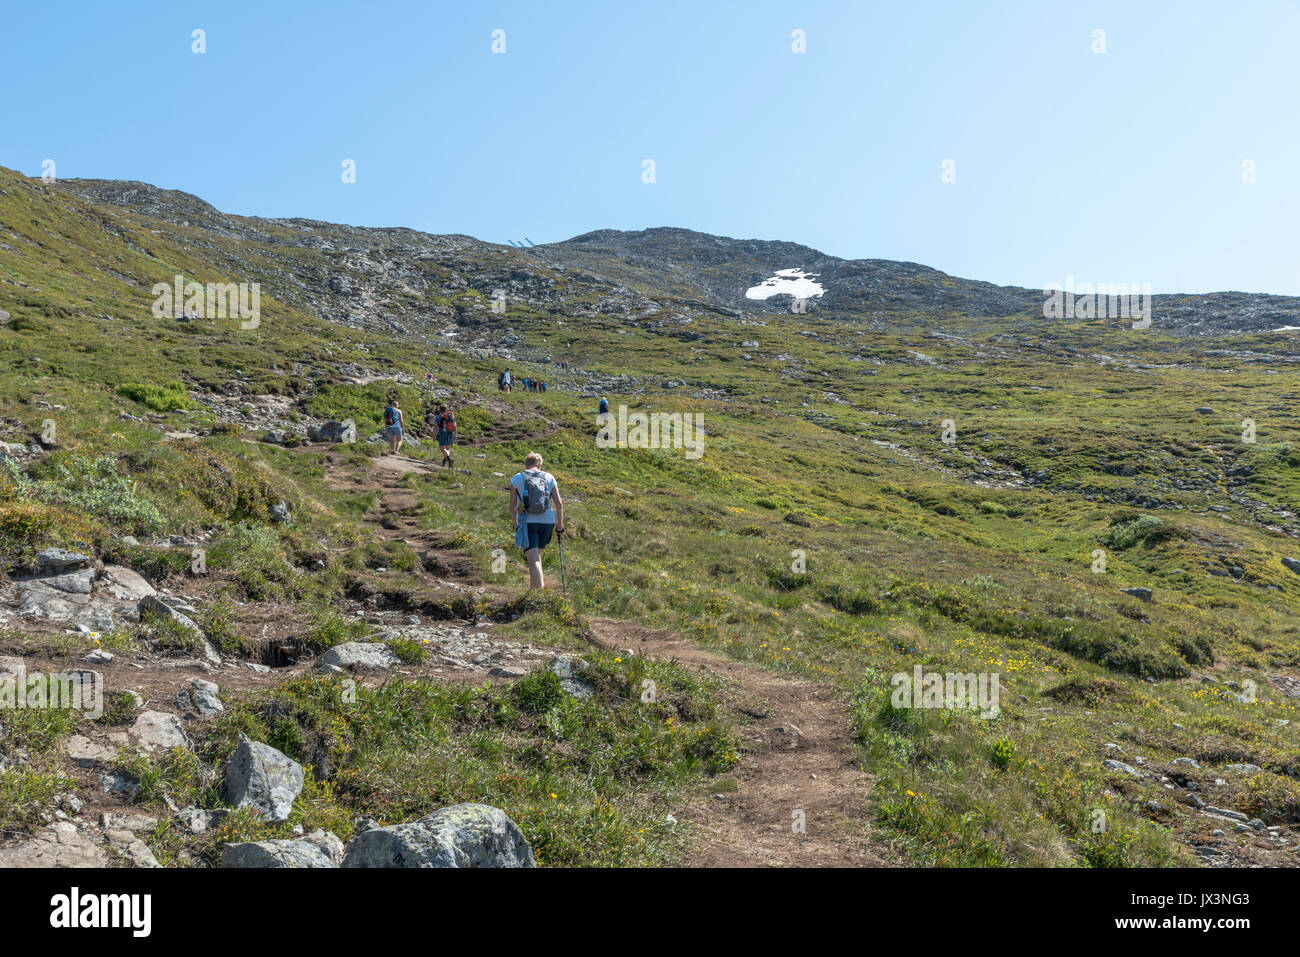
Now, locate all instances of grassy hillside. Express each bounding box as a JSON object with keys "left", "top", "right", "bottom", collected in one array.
[{"left": 0, "top": 165, "right": 1297, "bottom": 866}]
